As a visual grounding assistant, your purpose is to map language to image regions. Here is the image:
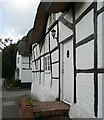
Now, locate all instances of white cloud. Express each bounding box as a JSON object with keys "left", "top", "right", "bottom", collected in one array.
[{"left": 0, "top": 0, "right": 40, "bottom": 43}]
